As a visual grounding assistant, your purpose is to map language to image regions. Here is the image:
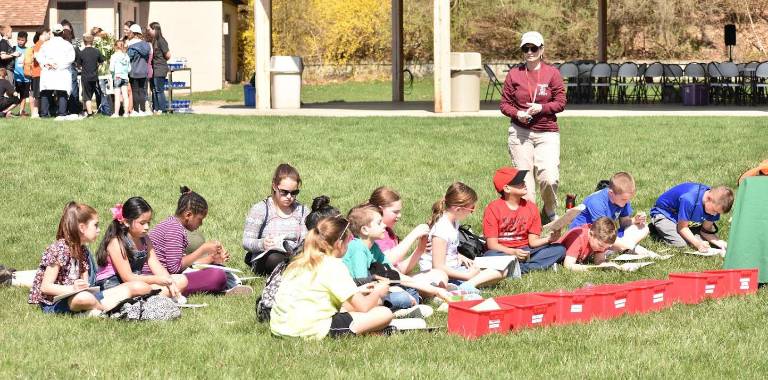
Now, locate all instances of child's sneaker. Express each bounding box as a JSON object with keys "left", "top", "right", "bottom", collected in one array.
[
  {"left": 457, "top": 282, "right": 481, "bottom": 294},
  {"left": 389, "top": 317, "right": 427, "bottom": 331},
  {"left": 225, "top": 284, "right": 254, "bottom": 296},
  {"left": 393, "top": 304, "right": 433, "bottom": 319}
]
